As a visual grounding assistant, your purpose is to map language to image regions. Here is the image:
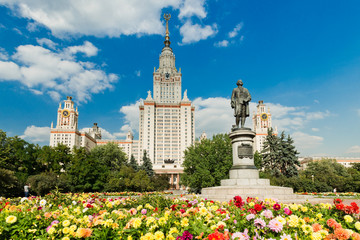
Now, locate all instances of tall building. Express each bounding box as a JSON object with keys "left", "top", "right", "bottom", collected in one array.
[
  {"left": 138, "top": 14, "right": 195, "bottom": 188},
  {"left": 49, "top": 15, "right": 195, "bottom": 189},
  {"left": 252, "top": 100, "right": 277, "bottom": 153},
  {"left": 50, "top": 96, "right": 100, "bottom": 151}
]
